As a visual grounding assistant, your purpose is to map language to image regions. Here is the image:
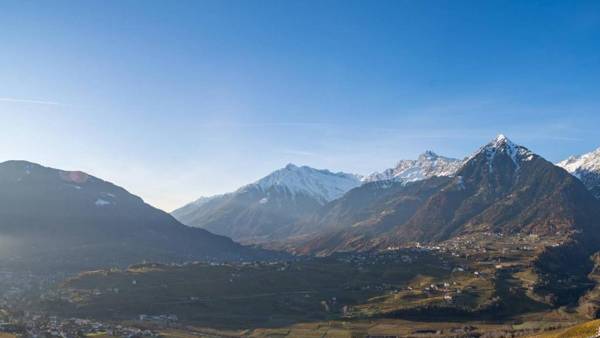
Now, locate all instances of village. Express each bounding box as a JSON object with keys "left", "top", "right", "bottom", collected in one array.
[{"left": 0, "top": 315, "right": 160, "bottom": 337}]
